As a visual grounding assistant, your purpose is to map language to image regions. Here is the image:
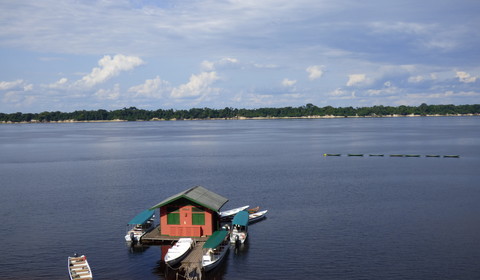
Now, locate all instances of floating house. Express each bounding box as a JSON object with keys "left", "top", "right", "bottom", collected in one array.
[{"left": 149, "top": 186, "right": 228, "bottom": 237}]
